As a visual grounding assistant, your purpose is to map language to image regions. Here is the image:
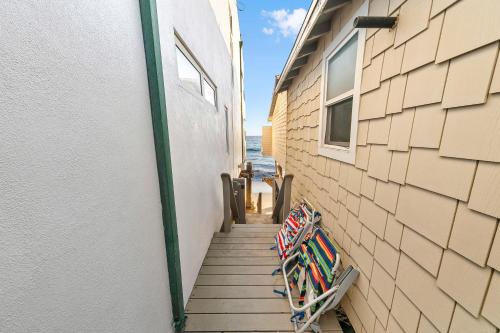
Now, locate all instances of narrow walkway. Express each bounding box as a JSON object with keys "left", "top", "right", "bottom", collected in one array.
[{"left": 185, "top": 223, "right": 342, "bottom": 332}]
